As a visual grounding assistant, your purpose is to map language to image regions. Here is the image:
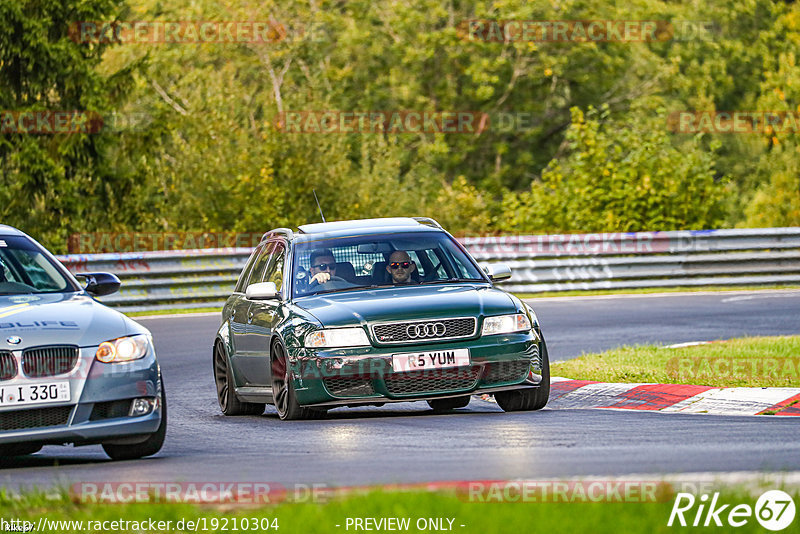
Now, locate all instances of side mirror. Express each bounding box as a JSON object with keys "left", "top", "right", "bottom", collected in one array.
[
  {"left": 246, "top": 281, "right": 281, "bottom": 300},
  {"left": 481, "top": 263, "right": 512, "bottom": 282},
  {"left": 77, "top": 272, "right": 121, "bottom": 296}
]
